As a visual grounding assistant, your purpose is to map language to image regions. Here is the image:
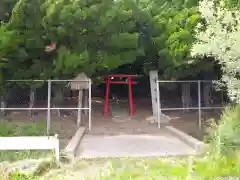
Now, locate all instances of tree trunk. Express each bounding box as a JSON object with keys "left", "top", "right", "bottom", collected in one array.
[
  {"left": 53, "top": 86, "right": 64, "bottom": 118},
  {"left": 0, "top": 94, "right": 7, "bottom": 121},
  {"left": 203, "top": 84, "right": 212, "bottom": 107},
  {"left": 181, "top": 83, "right": 192, "bottom": 112},
  {"left": 28, "top": 89, "right": 36, "bottom": 117}
]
